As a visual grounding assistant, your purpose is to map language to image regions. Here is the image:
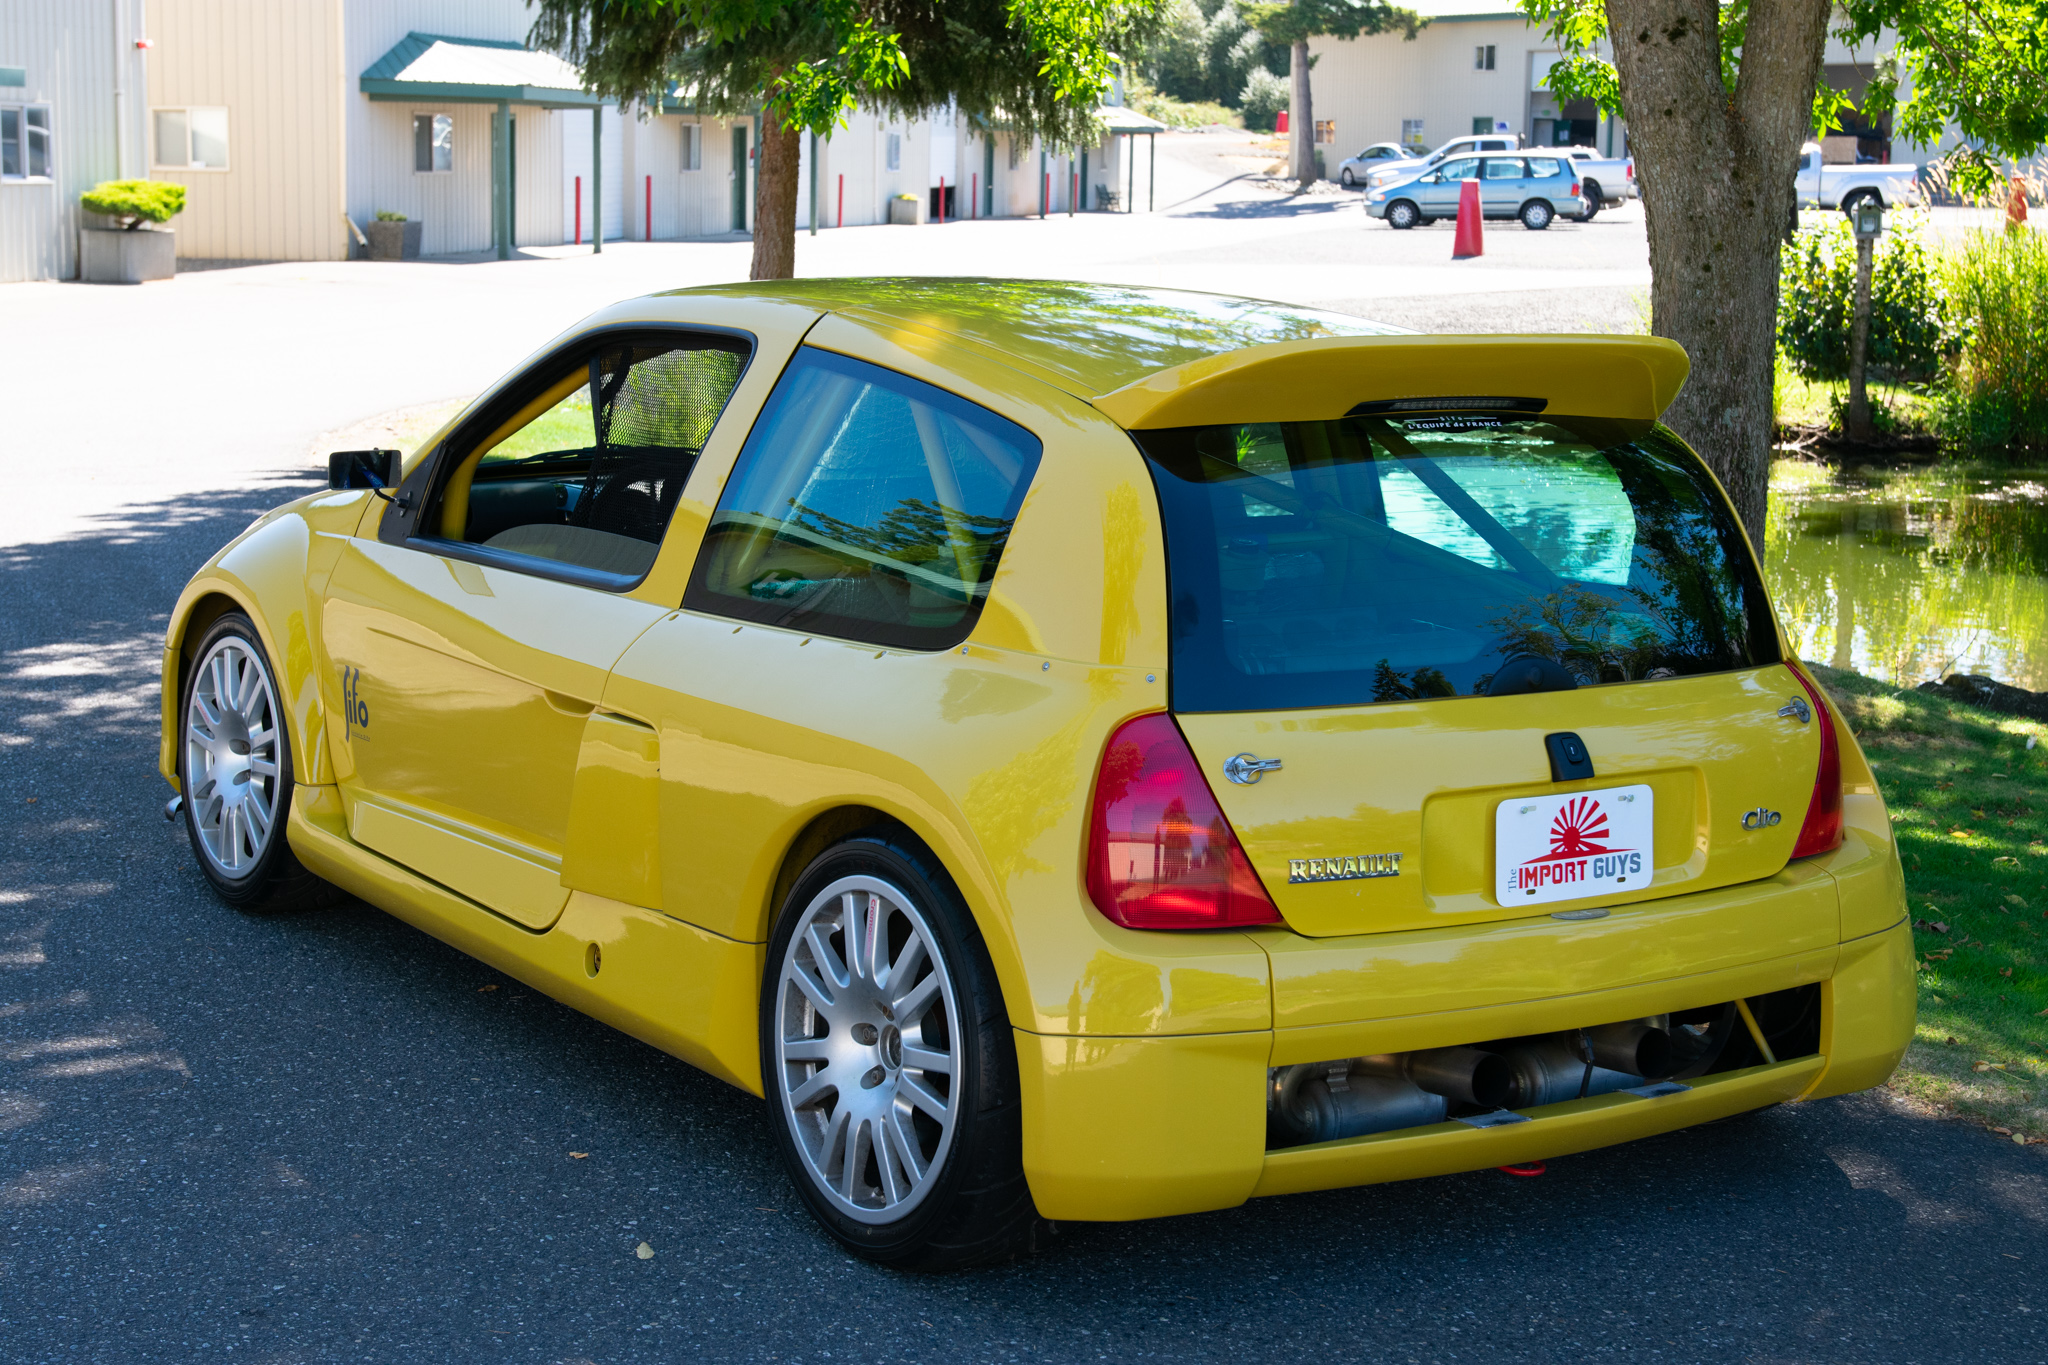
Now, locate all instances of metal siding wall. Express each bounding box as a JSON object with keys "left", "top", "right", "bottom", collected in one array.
[
  {"left": 1309, "top": 19, "right": 1544, "bottom": 165},
  {"left": 514, "top": 105, "right": 561, "bottom": 246},
  {"left": 357, "top": 100, "right": 492, "bottom": 254},
  {"left": 0, "top": 0, "right": 135, "bottom": 282},
  {"left": 145, "top": 0, "right": 346, "bottom": 261},
  {"left": 344, "top": 0, "right": 541, "bottom": 253}
]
